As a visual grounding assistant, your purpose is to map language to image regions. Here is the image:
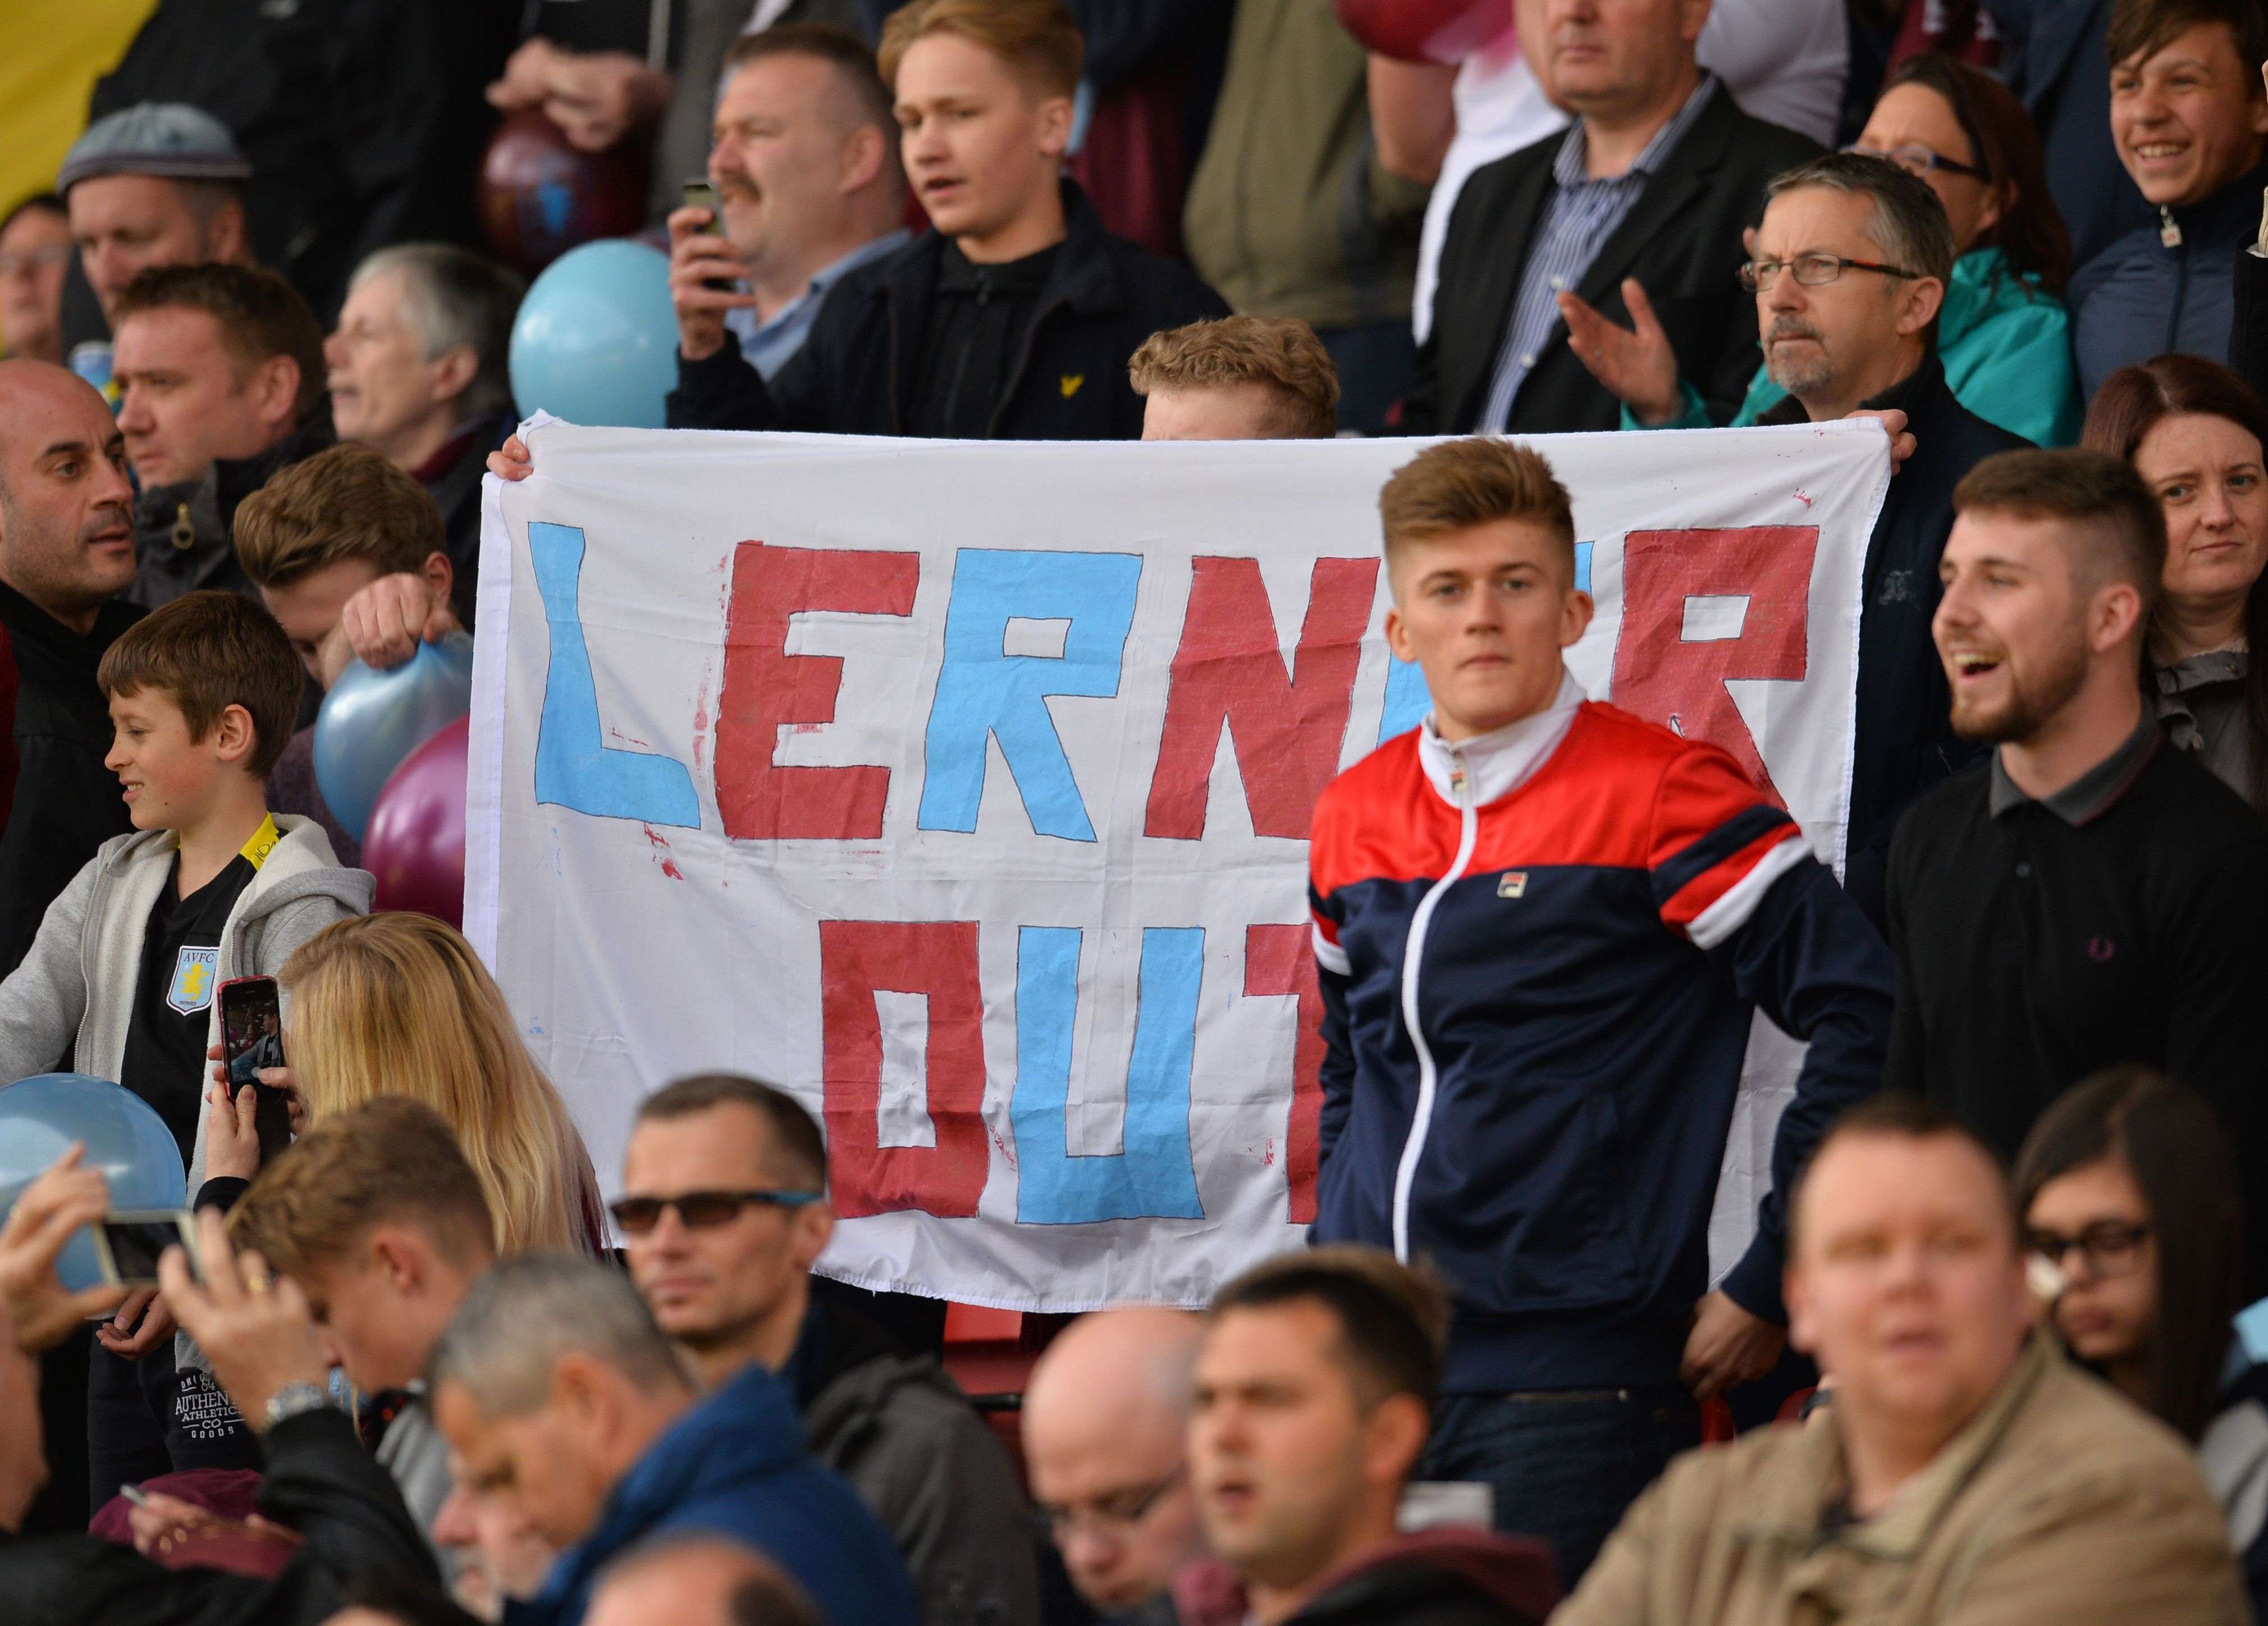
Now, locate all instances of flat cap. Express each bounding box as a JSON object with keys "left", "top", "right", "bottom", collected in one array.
[{"left": 57, "top": 103, "right": 253, "bottom": 193}]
